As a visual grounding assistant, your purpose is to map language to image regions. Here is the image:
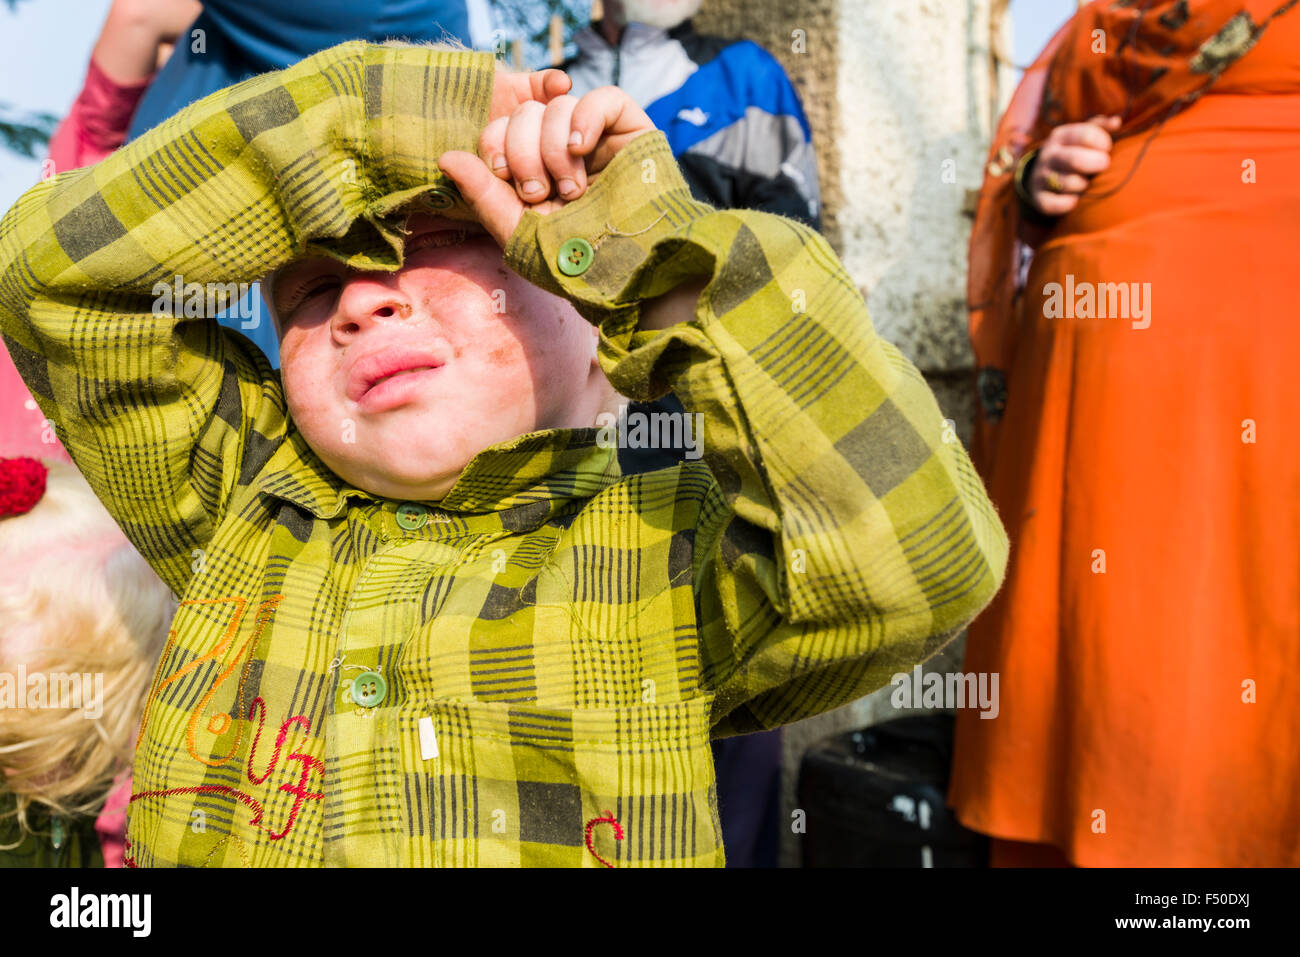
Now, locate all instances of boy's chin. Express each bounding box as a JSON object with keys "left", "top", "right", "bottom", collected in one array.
[
  {"left": 323, "top": 446, "right": 469, "bottom": 502},
  {"left": 316, "top": 417, "right": 538, "bottom": 501},
  {"left": 347, "top": 465, "right": 462, "bottom": 502}
]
